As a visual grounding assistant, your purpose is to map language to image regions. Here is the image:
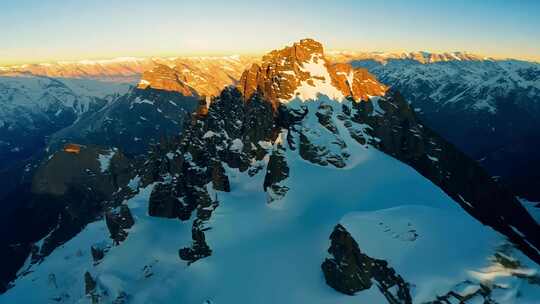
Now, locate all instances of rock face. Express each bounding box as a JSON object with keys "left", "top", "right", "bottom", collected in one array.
[
  {"left": 238, "top": 38, "right": 386, "bottom": 108},
  {"left": 84, "top": 272, "right": 97, "bottom": 295},
  {"left": 90, "top": 244, "right": 106, "bottom": 264},
  {"left": 322, "top": 224, "right": 412, "bottom": 303},
  {"left": 105, "top": 205, "right": 135, "bottom": 244},
  {"left": 148, "top": 183, "right": 182, "bottom": 219},
  {"left": 210, "top": 160, "right": 230, "bottom": 192},
  {"left": 0, "top": 145, "right": 137, "bottom": 291},
  {"left": 329, "top": 63, "right": 387, "bottom": 101},
  {"left": 263, "top": 147, "right": 289, "bottom": 202}
]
